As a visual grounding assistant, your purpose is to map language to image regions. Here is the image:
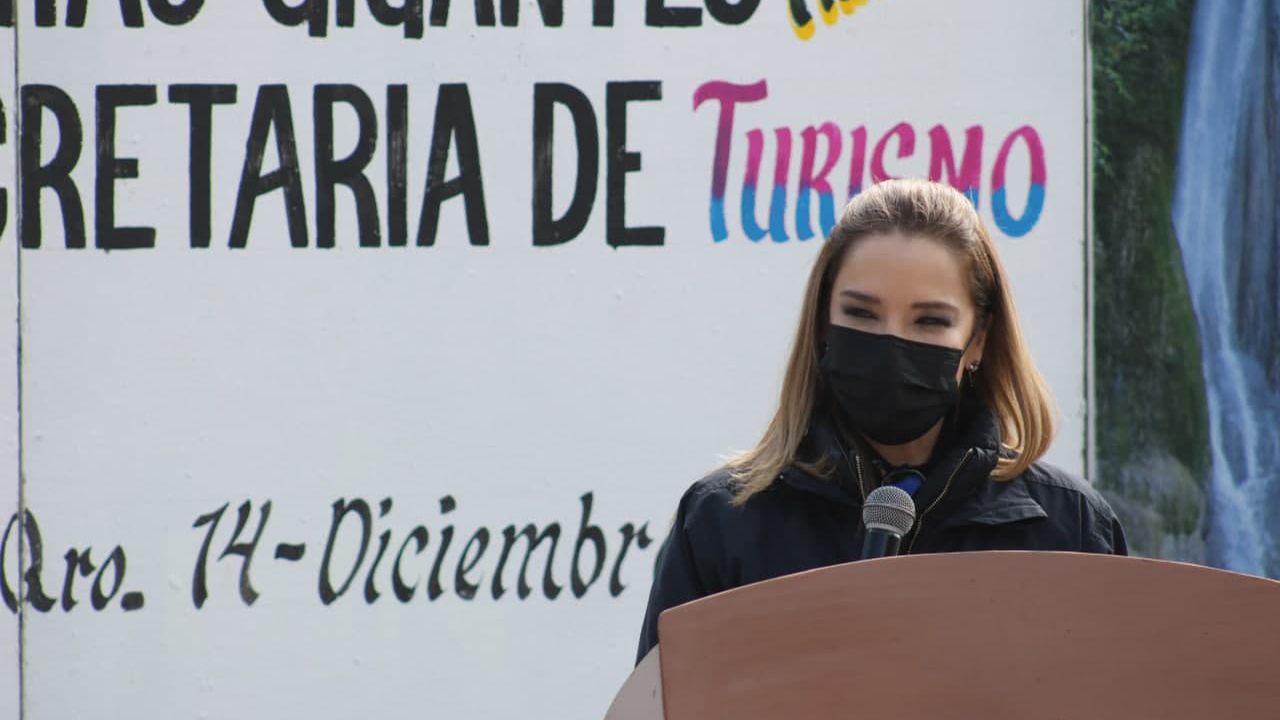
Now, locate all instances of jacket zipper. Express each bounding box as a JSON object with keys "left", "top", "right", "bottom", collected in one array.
[
  {"left": 906, "top": 449, "right": 973, "bottom": 554},
  {"left": 833, "top": 433, "right": 868, "bottom": 502},
  {"left": 853, "top": 453, "right": 866, "bottom": 500}
]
